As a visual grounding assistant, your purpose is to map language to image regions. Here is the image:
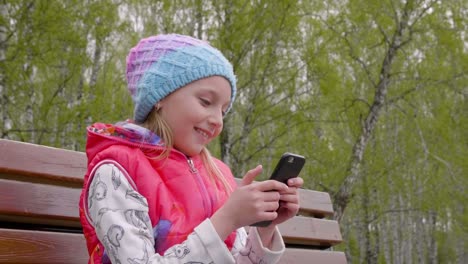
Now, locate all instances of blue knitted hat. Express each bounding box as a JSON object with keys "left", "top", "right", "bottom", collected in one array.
[{"left": 126, "top": 34, "right": 237, "bottom": 123}]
